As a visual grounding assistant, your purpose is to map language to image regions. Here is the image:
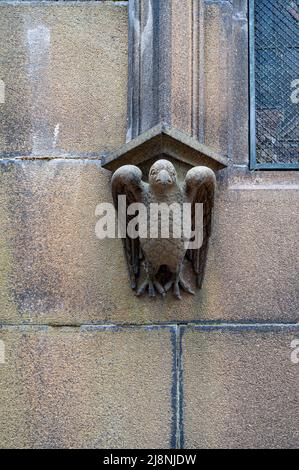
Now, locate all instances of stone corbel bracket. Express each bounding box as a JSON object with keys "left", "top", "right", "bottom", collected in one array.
[{"left": 101, "top": 0, "right": 230, "bottom": 298}]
